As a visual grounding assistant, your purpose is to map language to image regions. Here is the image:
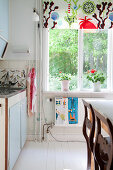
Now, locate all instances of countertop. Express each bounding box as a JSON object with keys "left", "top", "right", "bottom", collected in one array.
[{"left": 0, "top": 88, "right": 26, "bottom": 98}]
